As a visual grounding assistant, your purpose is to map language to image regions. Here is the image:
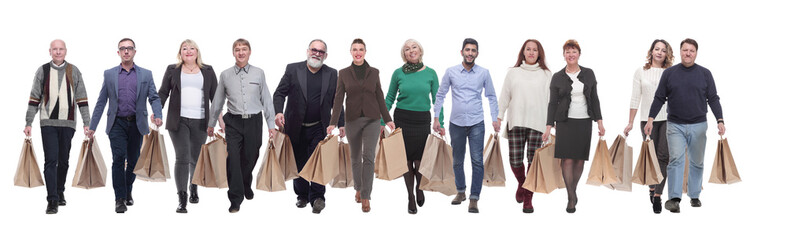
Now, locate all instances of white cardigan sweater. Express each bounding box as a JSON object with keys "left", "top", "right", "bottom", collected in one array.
[
  {"left": 629, "top": 67, "right": 668, "bottom": 121},
  {"left": 498, "top": 63, "right": 552, "bottom": 136}
]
